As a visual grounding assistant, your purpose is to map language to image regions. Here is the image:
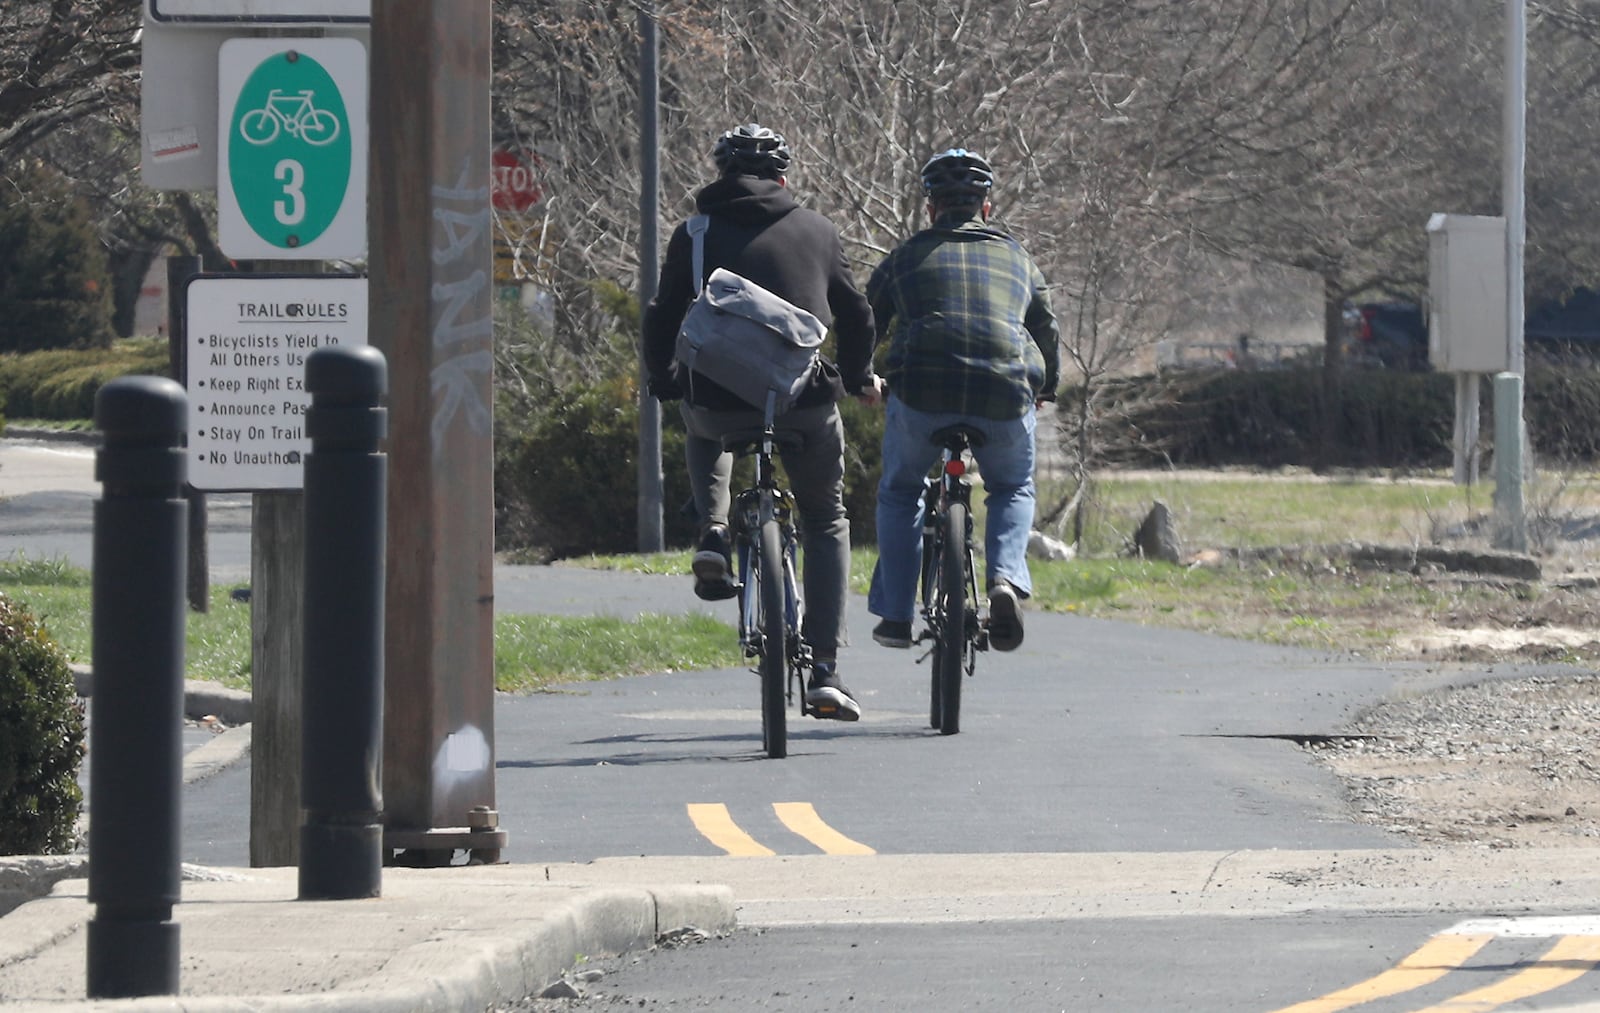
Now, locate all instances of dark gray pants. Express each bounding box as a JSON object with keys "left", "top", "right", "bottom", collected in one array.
[{"left": 680, "top": 401, "right": 851, "bottom": 658}]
